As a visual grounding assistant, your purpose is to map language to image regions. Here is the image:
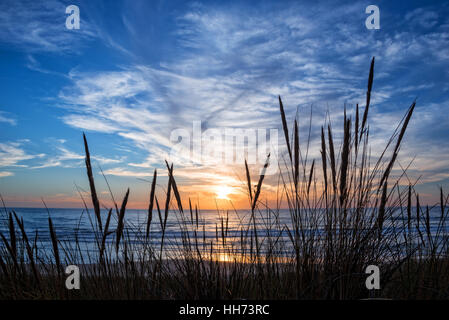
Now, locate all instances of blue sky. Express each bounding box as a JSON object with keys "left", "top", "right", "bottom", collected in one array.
[{"left": 0, "top": 0, "right": 449, "bottom": 208}]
